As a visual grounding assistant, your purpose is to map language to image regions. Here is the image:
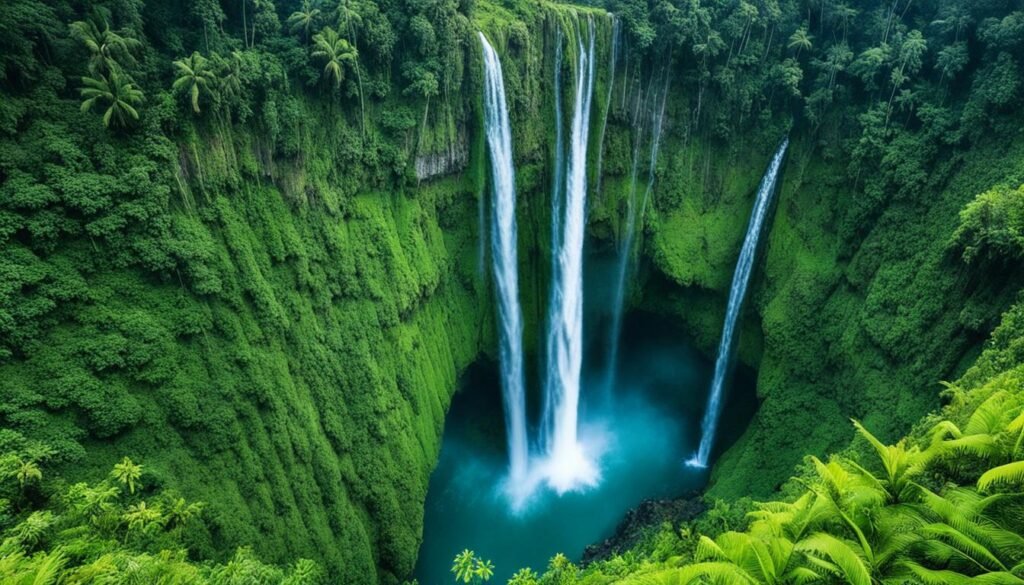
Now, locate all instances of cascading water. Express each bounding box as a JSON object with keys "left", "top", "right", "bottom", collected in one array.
[
  {"left": 541, "top": 28, "right": 565, "bottom": 452},
  {"left": 687, "top": 137, "right": 790, "bottom": 469},
  {"left": 479, "top": 33, "right": 529, "bottom": 487},
  {"left": 593, "top": 17, "right": 620, "bottom": 196},
  {"left": 543, "top": 19, "right": 599, "bottom": 493},
  {"left": 604, "top": 78, "right": 668, "bottom": 395}
]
